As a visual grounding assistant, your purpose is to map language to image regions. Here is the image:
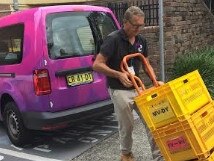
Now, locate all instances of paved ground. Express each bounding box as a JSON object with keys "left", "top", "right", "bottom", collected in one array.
[
  {"left": 71, "top": 118, "right": 153, "bottom": 161},
  {"left": 0, "top": 114, "right": 119, "bottom": 161}
]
